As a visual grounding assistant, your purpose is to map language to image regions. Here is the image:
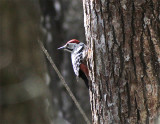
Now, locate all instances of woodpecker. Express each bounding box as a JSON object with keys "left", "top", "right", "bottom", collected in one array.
[{"left": 58, "top": 39, "right": 89, "bottom": 88}]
